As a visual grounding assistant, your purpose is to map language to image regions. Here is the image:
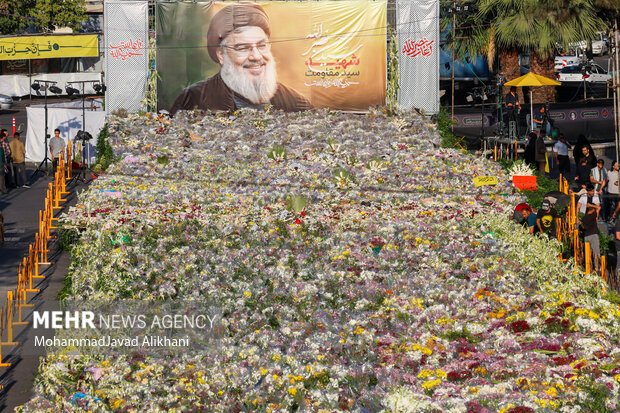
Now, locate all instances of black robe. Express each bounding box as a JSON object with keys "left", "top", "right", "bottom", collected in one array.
[{"left": 170, "top": 72, "right": 312, "bottom": 115}]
